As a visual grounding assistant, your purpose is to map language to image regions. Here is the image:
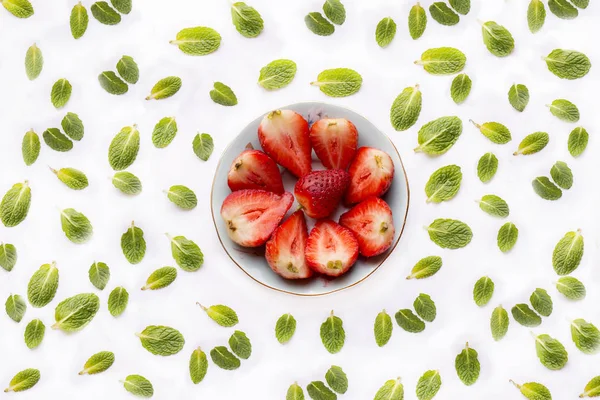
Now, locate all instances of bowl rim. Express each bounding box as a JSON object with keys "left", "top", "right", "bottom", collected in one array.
[{"left": 210, "top": 101, "right": 411, "bottom": 297}]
